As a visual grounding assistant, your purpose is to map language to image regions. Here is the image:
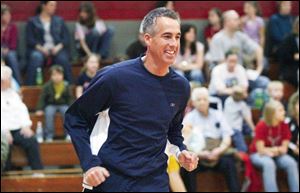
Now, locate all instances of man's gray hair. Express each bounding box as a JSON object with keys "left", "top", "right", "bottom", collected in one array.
[{"left": 140, "top": 7, "right": 180, "bottom": 35}]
